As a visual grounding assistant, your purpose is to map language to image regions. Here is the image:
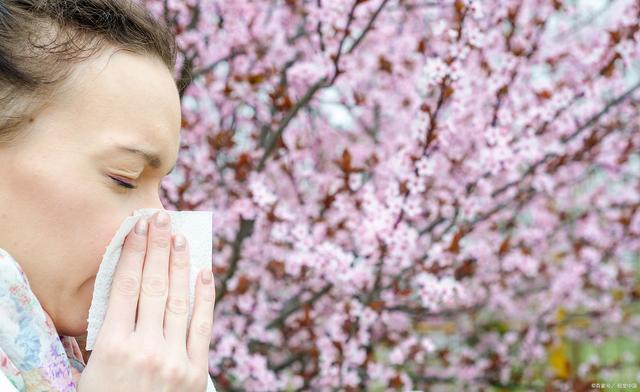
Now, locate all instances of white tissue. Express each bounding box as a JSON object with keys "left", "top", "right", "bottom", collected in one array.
[{"left": 86, "top": 208, "right": 212, "bottom": 349}]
